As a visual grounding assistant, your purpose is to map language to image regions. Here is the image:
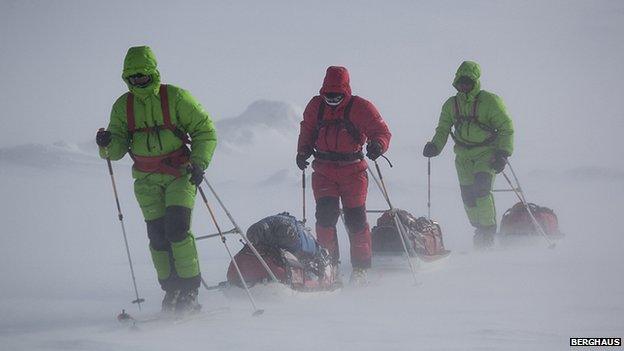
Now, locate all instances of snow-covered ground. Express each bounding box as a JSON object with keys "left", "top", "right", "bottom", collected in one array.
[{"left": 0, "top": 100, "right": 622, "bottom": 351}]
